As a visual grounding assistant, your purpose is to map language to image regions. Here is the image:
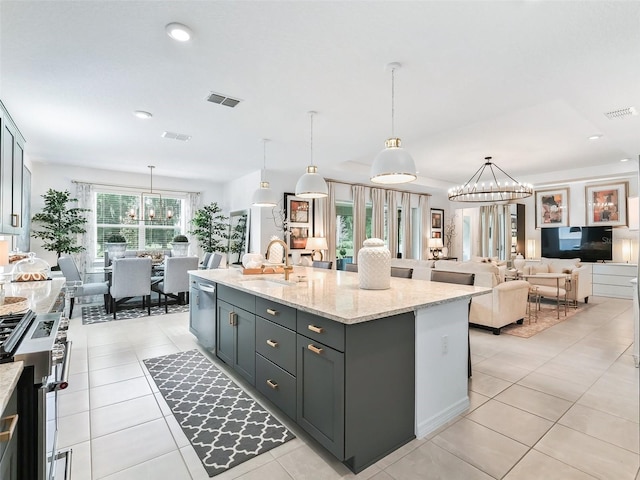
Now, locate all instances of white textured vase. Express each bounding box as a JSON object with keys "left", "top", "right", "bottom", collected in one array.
[
  {"left": 357, "top": 238, "right": 391, "bottom": 290},
  {"left": 513, "top": 253, "right": 526, "bottom": 272},
  {"left": 171, "top": 242, "right": 190, "bottom": 257}
]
